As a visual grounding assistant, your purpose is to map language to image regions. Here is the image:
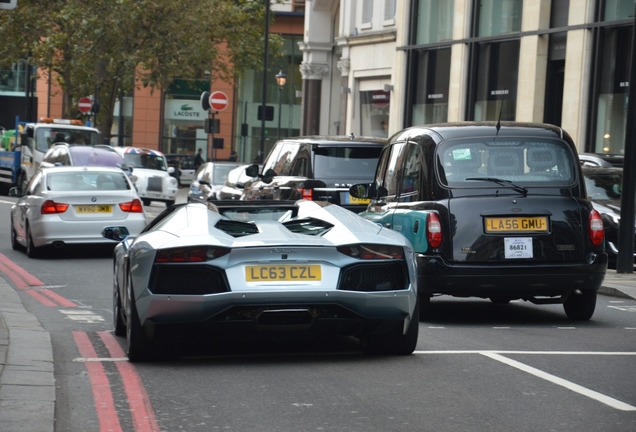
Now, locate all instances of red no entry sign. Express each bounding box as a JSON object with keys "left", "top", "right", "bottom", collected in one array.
[
  {"left": 209, "top": 91, "right": 228, "bottom": 111},
  {"left": 78, "top": 97, "right": 93, "bottom": 114}
]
